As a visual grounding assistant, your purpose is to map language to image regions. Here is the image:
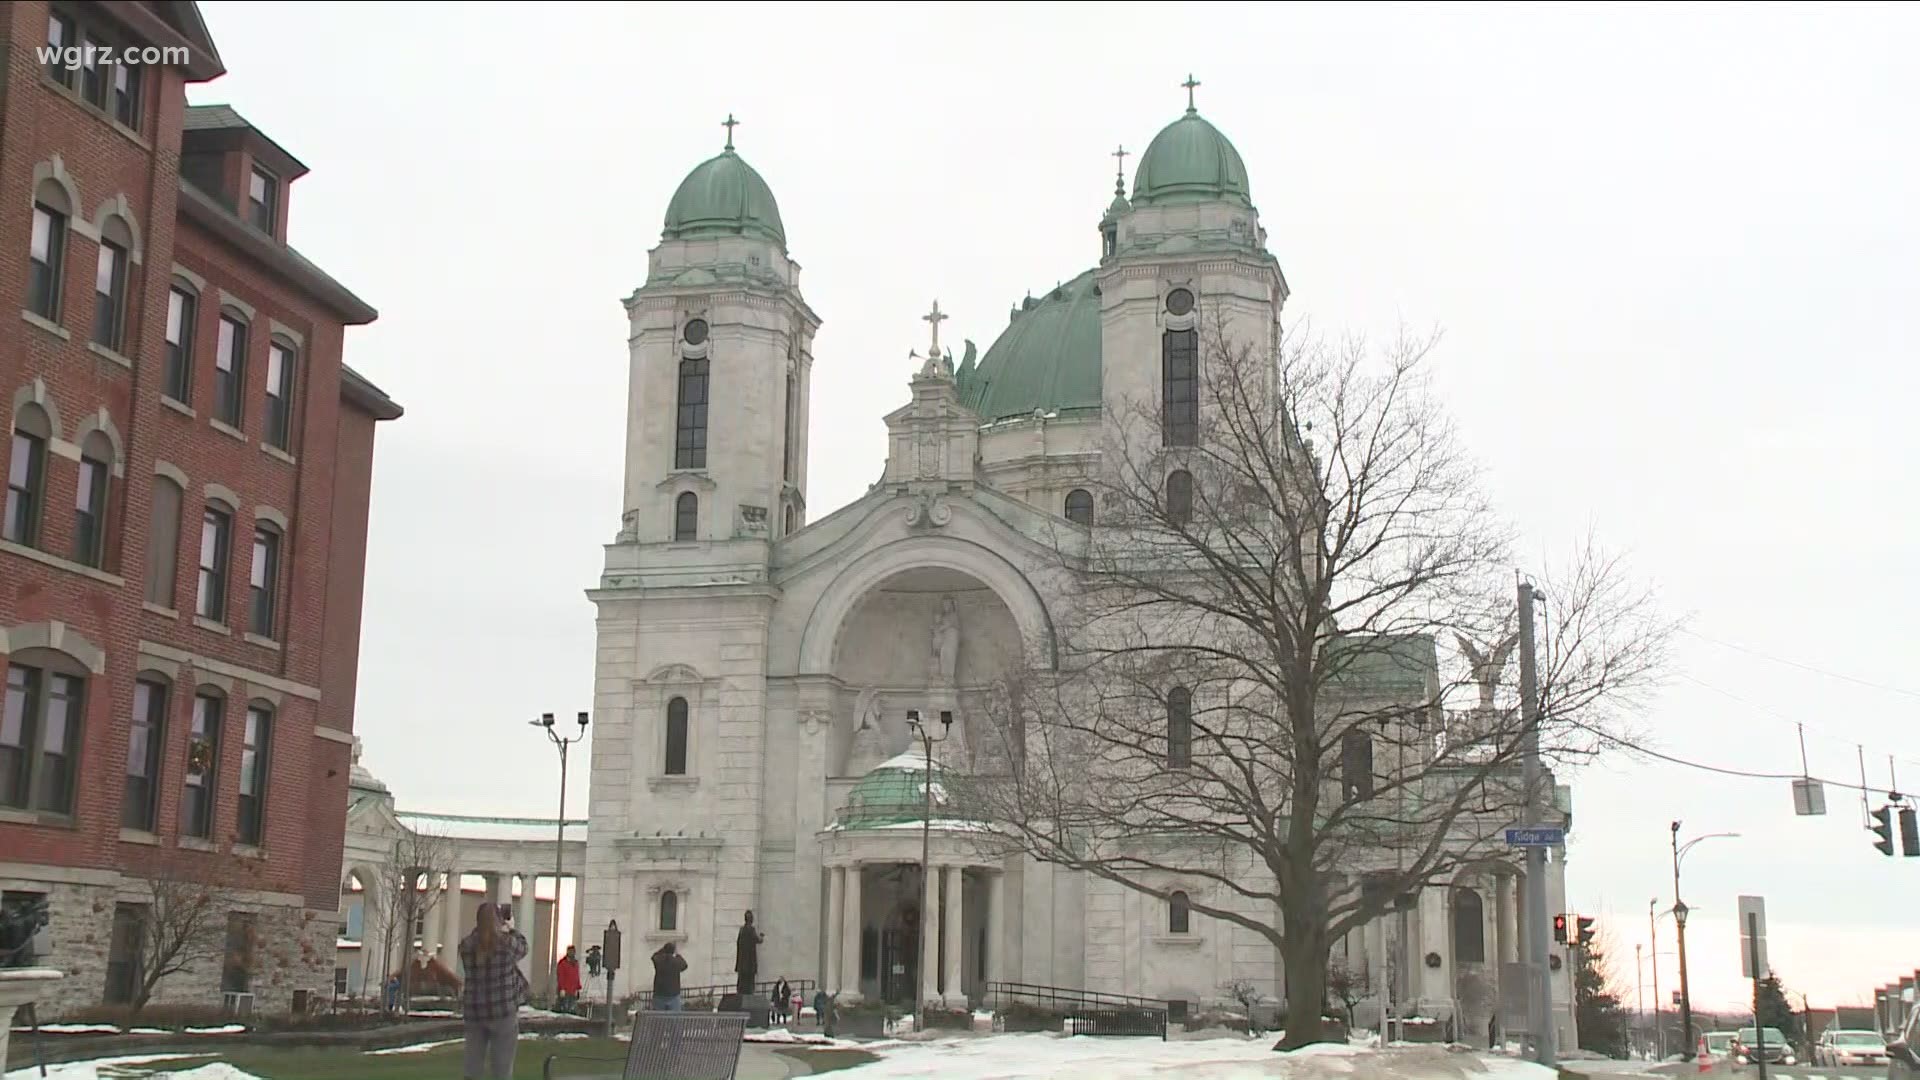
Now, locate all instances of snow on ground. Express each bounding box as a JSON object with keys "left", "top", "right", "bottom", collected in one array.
[
  {"left": 7, "top": 1023, "right": 122, "bottom": 1034},
  {"left": 367, "top": 1038, "right": 461, "bottom": 1055},
  {"left": 4, "top": 1054, "right": 212, "bottom": 1079},
  {"left": 826, "top": 1035, "right": 1562, "bottom": 1080},
  {"left": 180, "top": 1026, "right": 244, "bottom": 1035}
]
